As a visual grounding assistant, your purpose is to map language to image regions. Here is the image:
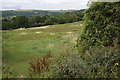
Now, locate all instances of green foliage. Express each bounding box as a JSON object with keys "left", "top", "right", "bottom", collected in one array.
[
  {"left": 44, "top": 19, "right": 53, "bottom": 25},
  {"left": 2, "top": 19, "right": 12, "bottom": 30},
  {"left": 81, "top": 46, "right": 120, "bottom": 78},
  {"left": 29, "top": 16, "right": 43, "bottom": 24},
  {"left": 46, "top": 46, "right": 120, "bottom": 78},
  {"left": 2, "top": 11, "right": 84, "bottom": 30},
  {"left": 12, "top": 16, "right": 29, "bottom": 28},
  {"left": 1, "top": 10, "right": 60, "bottom": 18},
  {"left": 2, "top": 16, "right": 29, "bottom": 30},
  {"left": 77, "top": 2, "right": 120, "bottom": 50},
  {"left": 48, "top": 49, "right": 88, "bottom": 78},
  {"left": 50, "top": 16, "right": 59, "bottom": 24}
]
